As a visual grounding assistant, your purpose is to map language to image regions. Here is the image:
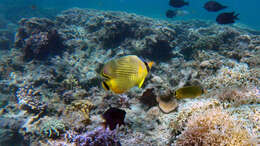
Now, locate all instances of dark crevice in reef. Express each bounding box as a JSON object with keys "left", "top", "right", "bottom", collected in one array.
[{"left": 15, "top": 18, "right": 65, "bottom": 61}]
